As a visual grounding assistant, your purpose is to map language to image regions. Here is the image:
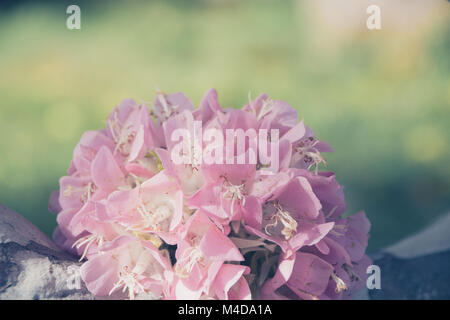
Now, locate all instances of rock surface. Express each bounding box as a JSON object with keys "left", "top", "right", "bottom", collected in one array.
[
  {"left": 366, "top": 213, "right": 450, "bottom": 300},
  {"left": 352, "top": 213, "right": 450, "bottom": 300},
  {"left": 0, "top": 204, "right": 94, "bottom": 299},
  {"left": 1, "top": 203, "right": 450, "bottom": 299},
  {"left": 368, "top": 251, "right": 450, "bottom": 299}
]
